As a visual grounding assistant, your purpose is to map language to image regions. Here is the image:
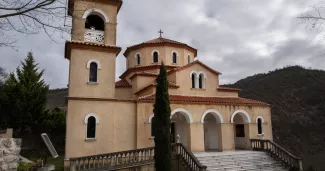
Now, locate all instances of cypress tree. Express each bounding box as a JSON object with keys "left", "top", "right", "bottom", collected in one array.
[
  {"left": 1, "top": 52, "right": 49, "bottom": 136},
  {"left": 153, "top": 63, "right": 172, "bottom": 171}
]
